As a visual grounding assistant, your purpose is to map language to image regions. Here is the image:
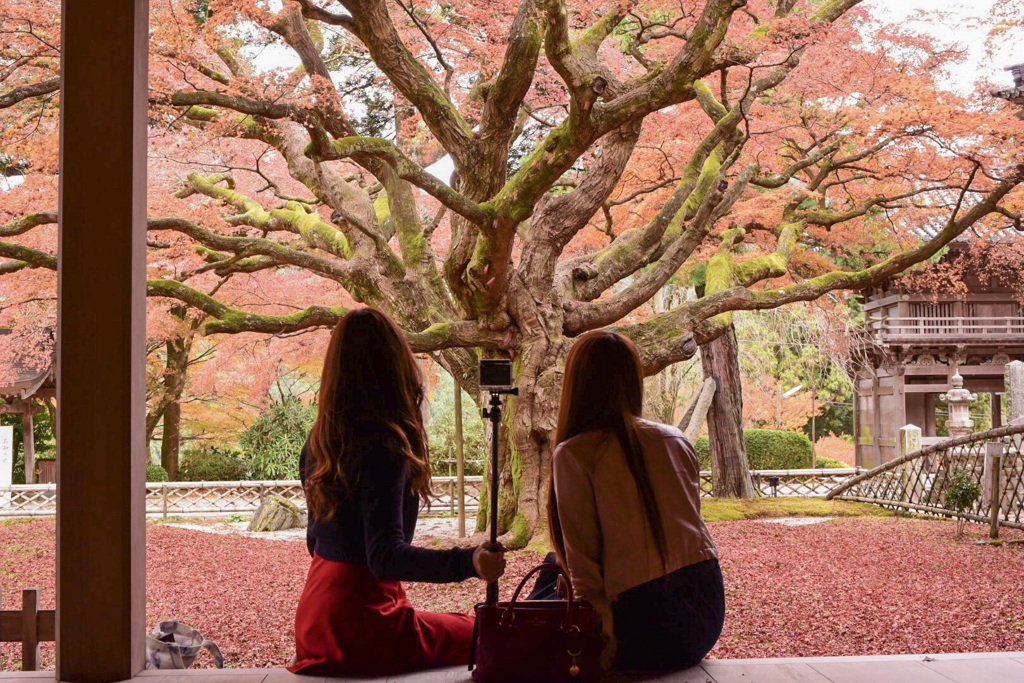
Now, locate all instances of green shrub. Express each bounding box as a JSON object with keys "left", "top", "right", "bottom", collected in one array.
[
  {"left": 946, "top": 468, "right": 980, "bottom": 537},
  {"left": 240, "top": 397, "right": 316, "bottom": 480},
  {"left": 811, "top": 456, "right": 851, "bottom": 469},
  {"left": 146, "top": 464, "right": 169, "bottom": 482},
  {"left": 179, "top": 446, "right": 245, "bottom": 482},
  {"left": 694, "top": 429, "right": 814, "bottom": 470},
  {"left": 427, "top": 371, "right": 486, "bottom": 477}
]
